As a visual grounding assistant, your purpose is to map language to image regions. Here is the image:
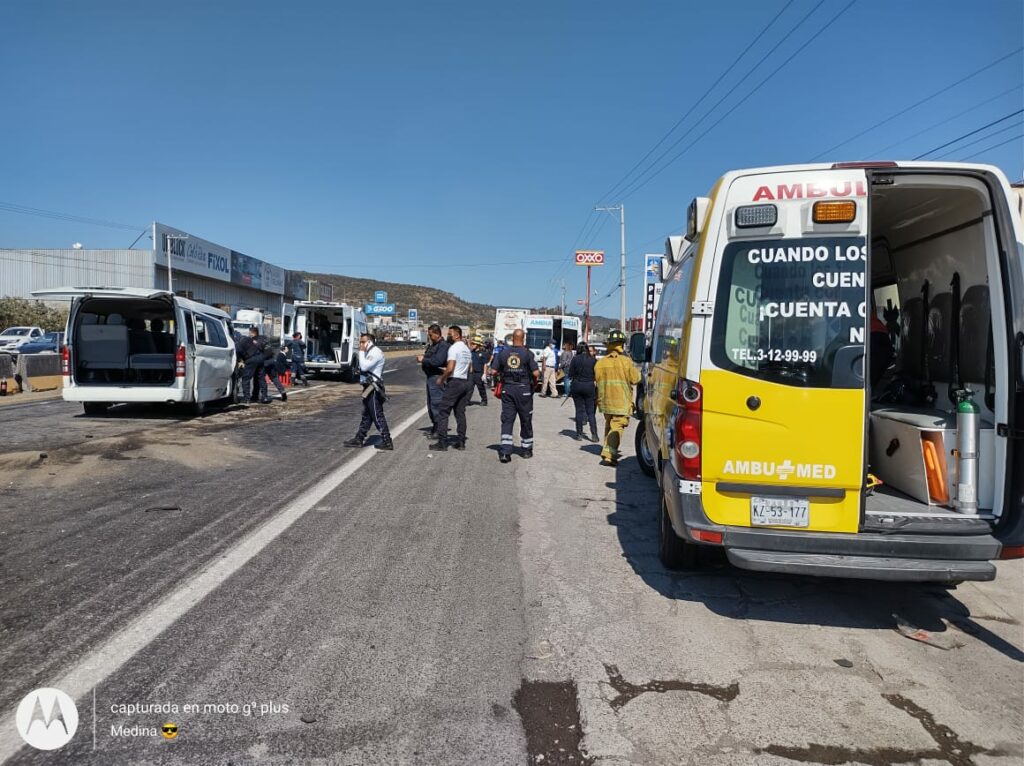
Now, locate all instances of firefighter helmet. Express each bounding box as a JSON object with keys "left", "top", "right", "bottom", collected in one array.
[{"left": 607, "top": 329, "right": 627, "bottom": 346}]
